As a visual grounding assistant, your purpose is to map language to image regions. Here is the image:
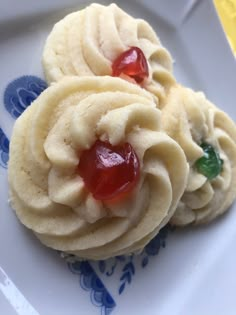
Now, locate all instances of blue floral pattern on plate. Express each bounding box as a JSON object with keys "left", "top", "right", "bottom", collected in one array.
[
  {"left": 4, "top": 75, "right": 47, "bottom": 119},
  {"left": 68, "top": 260, "right": 116, "bottom": 315},
  {"left": 0, "top": 128, "right": 9, "bottom": 169},
  {"left": 1, "top": 75, "right": 171, "bottom": 315},
  {"left": 96, "top": 225, "right": 171, "bottom": 295}
]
